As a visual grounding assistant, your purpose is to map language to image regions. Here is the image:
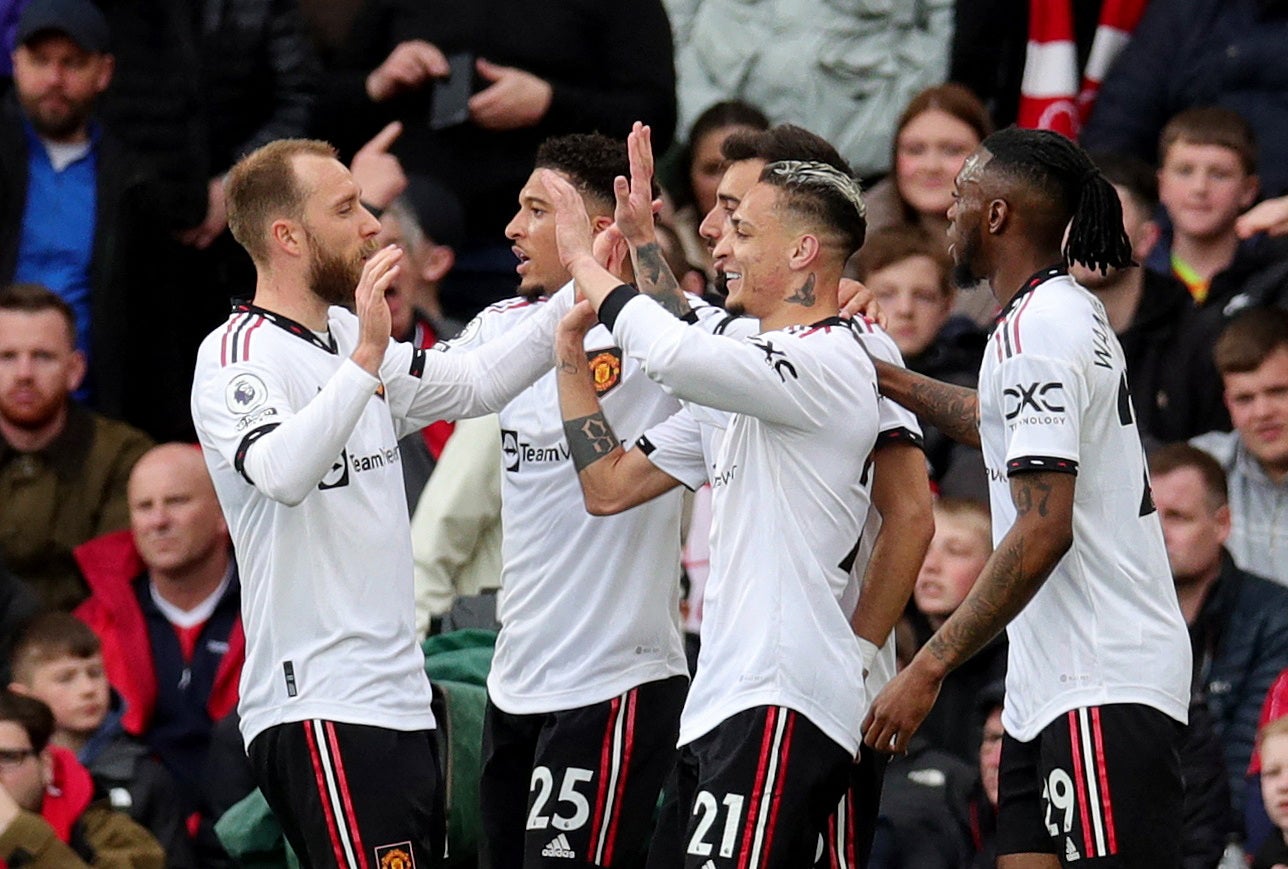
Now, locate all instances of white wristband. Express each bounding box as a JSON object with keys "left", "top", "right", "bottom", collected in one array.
[{"left": 857, "top": 637, "right": 879, "bottom": 674}]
